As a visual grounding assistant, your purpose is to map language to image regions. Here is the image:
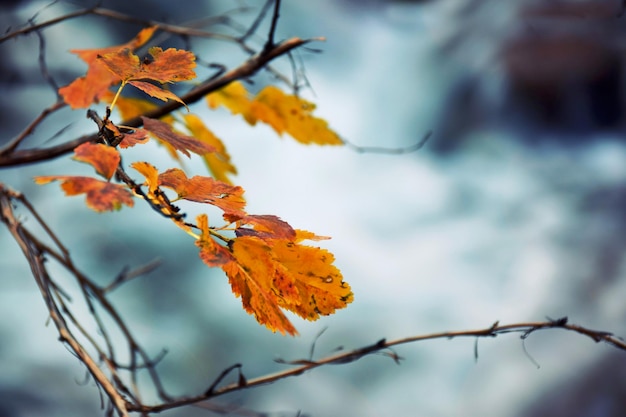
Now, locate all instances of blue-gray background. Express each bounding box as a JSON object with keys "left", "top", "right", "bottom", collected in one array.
[{"left": 2, "top": 0, "right": 626, "bottom": 416}]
